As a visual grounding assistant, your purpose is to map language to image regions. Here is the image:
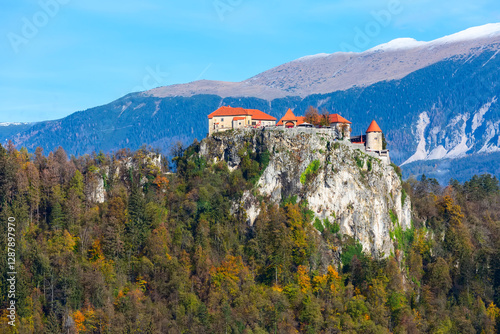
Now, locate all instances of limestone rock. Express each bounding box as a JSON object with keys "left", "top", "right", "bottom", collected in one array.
[{"left": 200, "top": 128, "right": 411, "bottom": 258}]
